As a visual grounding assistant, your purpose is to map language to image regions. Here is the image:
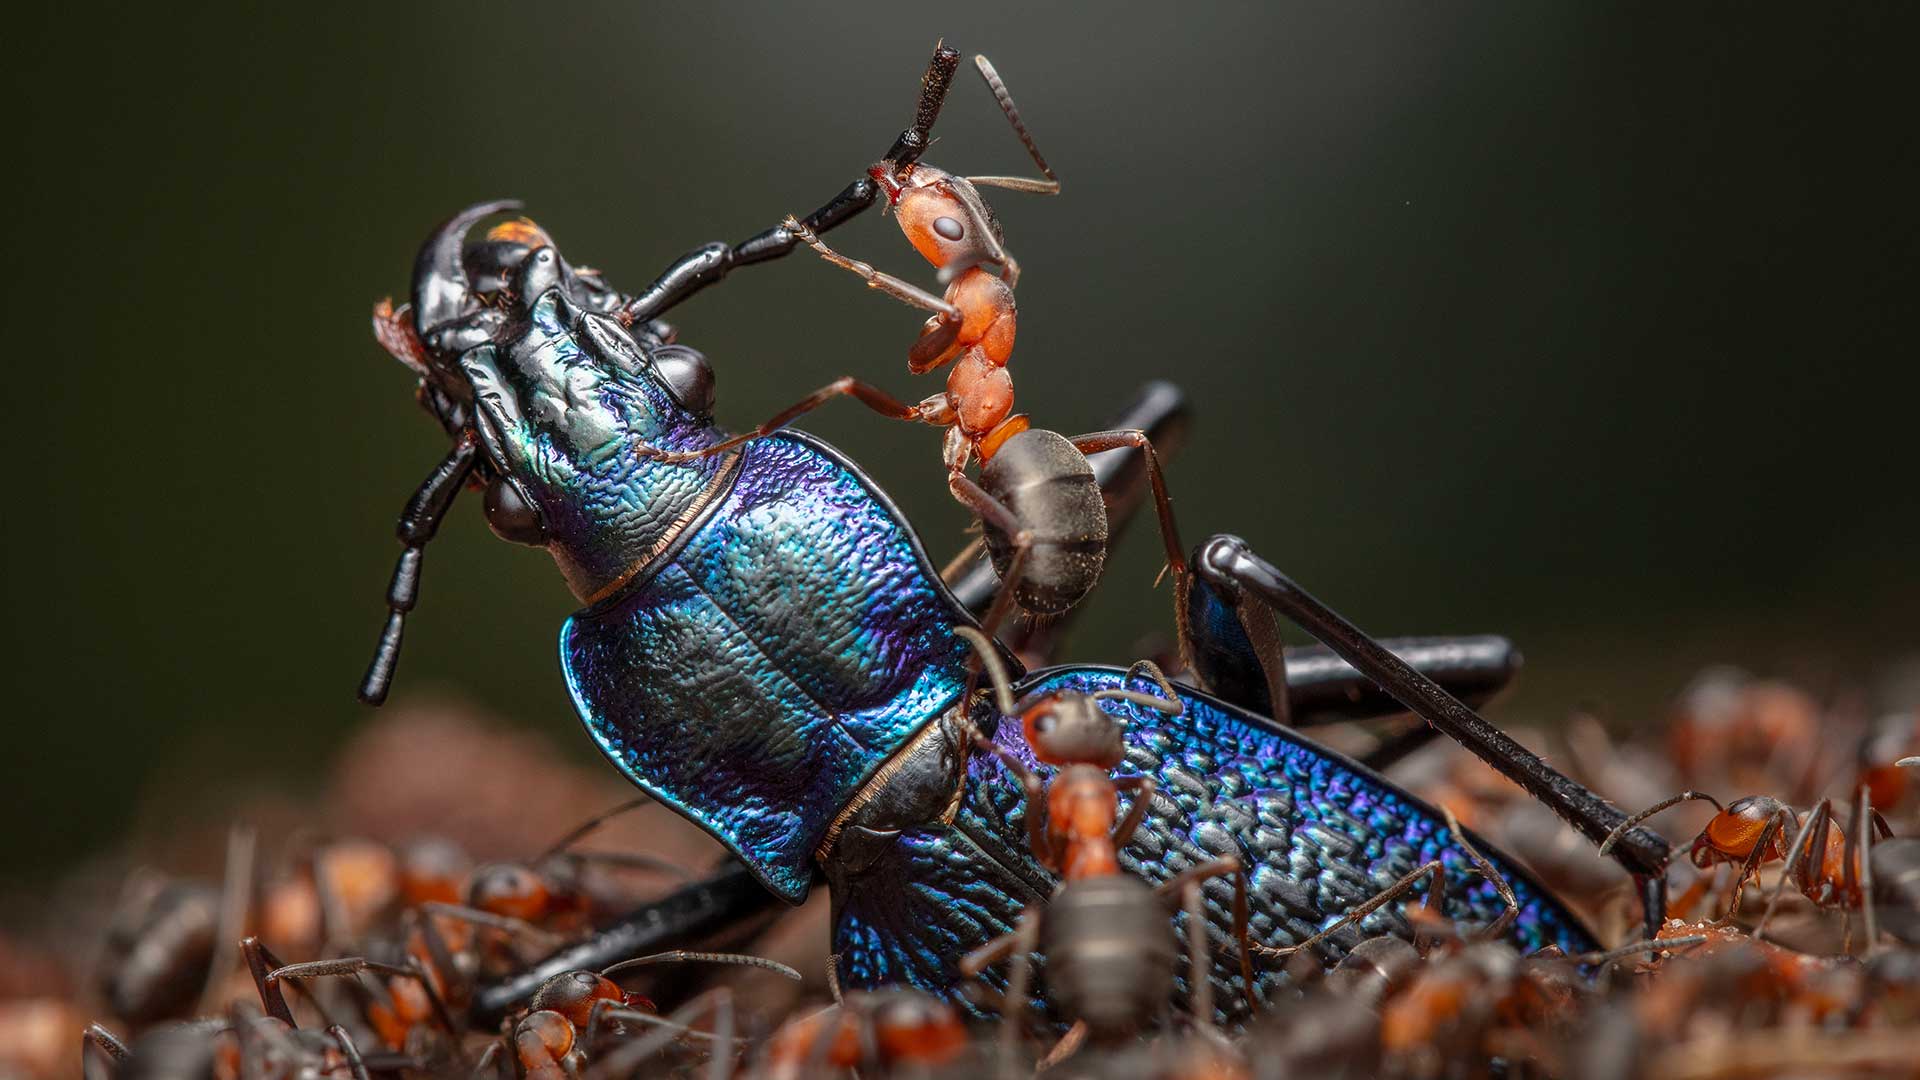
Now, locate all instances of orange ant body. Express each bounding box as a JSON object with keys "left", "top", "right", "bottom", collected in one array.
[
  {"left": 765, "top": 989, "right": 969, "bottom": 1079},
  {"left": 1603, "top": 790, "right": 1894, "bottom": 938},
  {"left": 953, "top": 627, "right": 1254, "bottom": 1054},
  {"left": 645, "top": 50, "right": 1186, "bottom": 617}
]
